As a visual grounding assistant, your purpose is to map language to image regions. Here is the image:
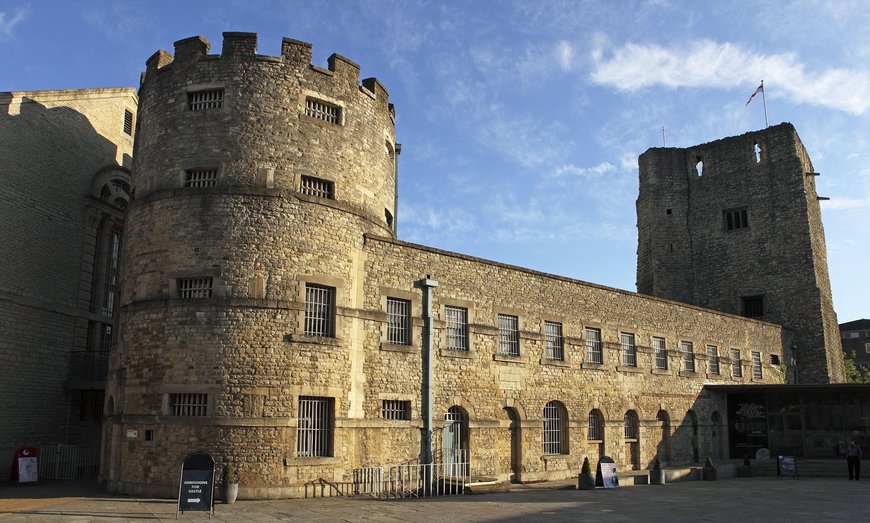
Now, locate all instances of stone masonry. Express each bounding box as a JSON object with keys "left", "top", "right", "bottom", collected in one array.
[
  {"left": 104, "top": 33, "right": 787, "bottom": 499},
  {"left": 636, "top": 125, "right": 845, "bottom": 383},
  {"left": 0, "top": 88, "right": 136, "bottom": 478}
]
